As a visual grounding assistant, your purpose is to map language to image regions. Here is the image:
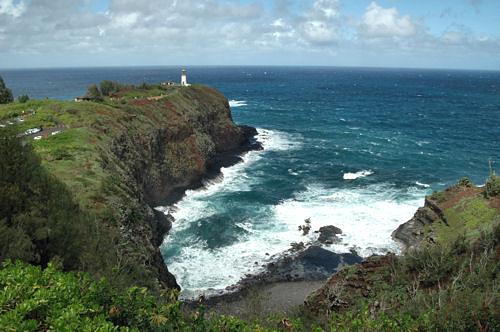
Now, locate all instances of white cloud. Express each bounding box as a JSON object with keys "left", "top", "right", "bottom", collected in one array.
[
  {"left": 297, "top": 0, "right": 341, "bottom": 45},
  {"left": 301, "top": 20, "right": 337, "bottom": 44},
  {"left": 312, "top": 0, "right": 340, "bottom": 19},
  {"left": 359, "top": 2, "right": 417, "bottom": 38},
  {"left": 111, "top": 12, "right": 139, "bottom": 28},
  {"left": 0, "top": 0, "right": 26, "bottom": 18},
  {"left": 0, "top": 0, "right": 499, "bottom": 69}
]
